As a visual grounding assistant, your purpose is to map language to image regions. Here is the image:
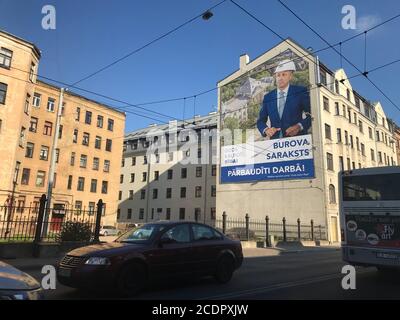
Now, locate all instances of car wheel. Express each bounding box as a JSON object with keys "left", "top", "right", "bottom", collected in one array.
[
  {"left": 116, "top": 263, "right": 147, "bottom": 297},
  {"left": 103, "top": 231, "right": 108, "bottom": 236},
  {"left": 214, "top": 255, "right": 235, "bottom": 284}
]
